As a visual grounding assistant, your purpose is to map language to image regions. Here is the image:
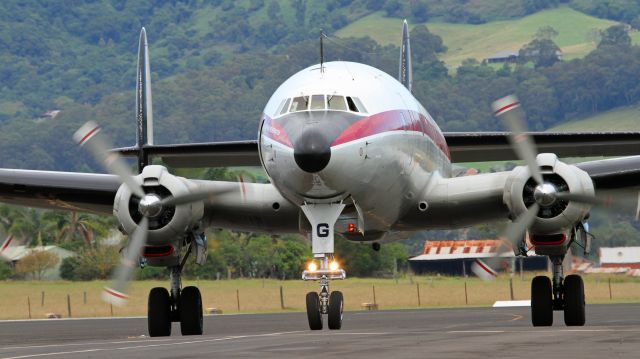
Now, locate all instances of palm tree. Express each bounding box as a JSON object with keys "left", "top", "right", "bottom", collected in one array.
[
  {"left": 44, "top": 211, "right": 113, "bottom": 245},
  {"left": 0, "top": 205, "right": 57, "bottom": 246}
]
